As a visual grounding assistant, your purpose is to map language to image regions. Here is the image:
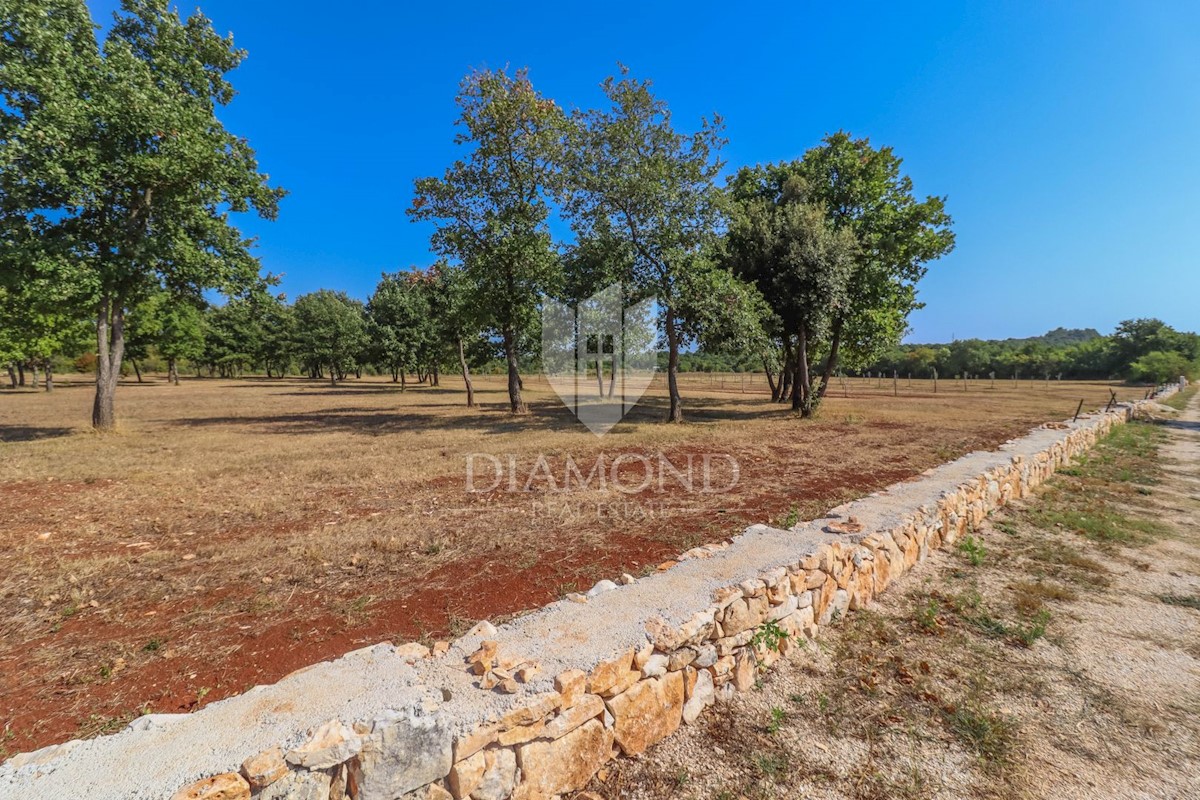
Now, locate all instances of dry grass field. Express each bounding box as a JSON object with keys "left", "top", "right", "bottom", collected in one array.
[{"left": 0, "top": 371, "right": 1151, "bottom": 755}]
